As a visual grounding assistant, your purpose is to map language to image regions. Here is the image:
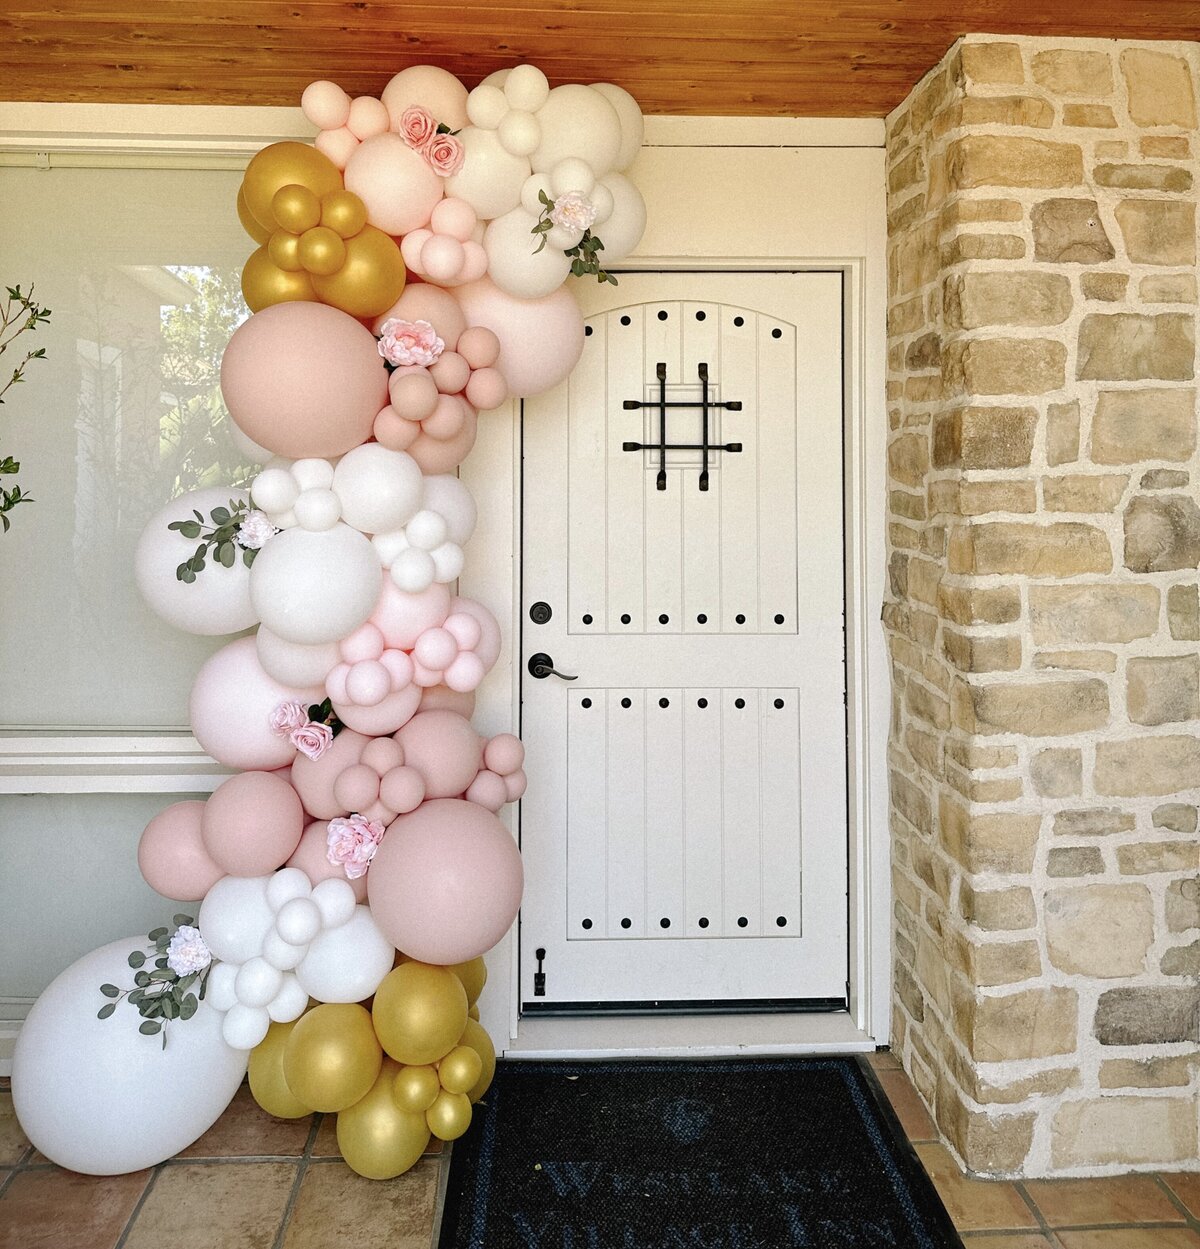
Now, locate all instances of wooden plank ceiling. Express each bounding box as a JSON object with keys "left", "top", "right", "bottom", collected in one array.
[{"left": 1, "top": 1, "right": 1197, "bottom": 117}]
